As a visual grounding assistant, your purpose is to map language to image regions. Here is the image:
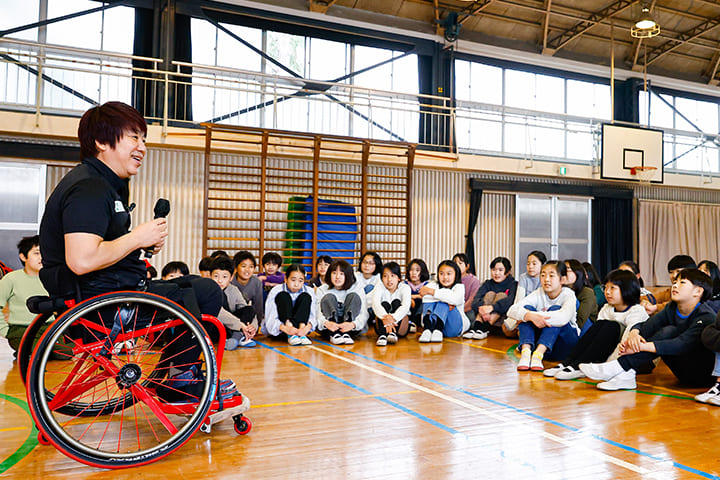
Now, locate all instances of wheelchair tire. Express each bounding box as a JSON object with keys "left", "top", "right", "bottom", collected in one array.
[{"left": 26, "top": 291, "right": 218, "bottom": 468}]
